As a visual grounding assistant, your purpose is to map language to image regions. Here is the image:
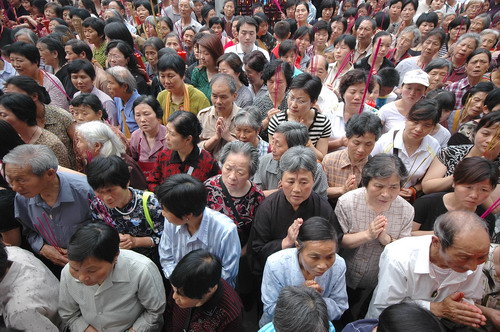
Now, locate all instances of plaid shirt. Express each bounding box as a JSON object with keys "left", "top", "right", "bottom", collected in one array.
[
  {"left": 445, "top": 76, "right": 472, "bottom": 110},
  {"left": 147, "top": 146, "right": 220, "bottom": 191},
  {"left": 322, "top": 149, "right": 367, "bottom": 189}
]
